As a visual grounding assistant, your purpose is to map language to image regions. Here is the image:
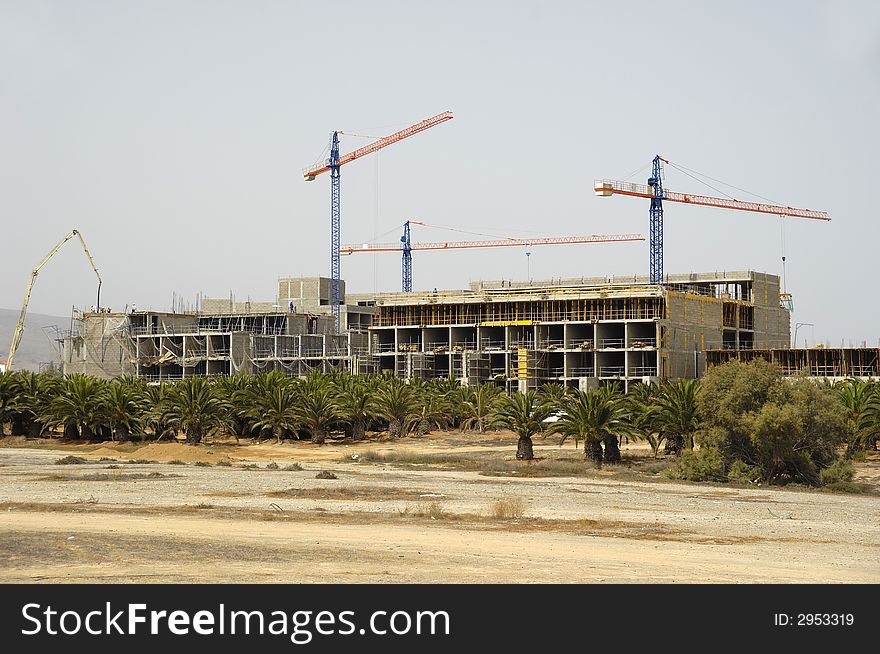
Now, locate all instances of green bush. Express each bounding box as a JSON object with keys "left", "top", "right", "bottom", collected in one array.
[
  {"left": 820, "top": 458, "right": 854, "bottom": 486},
  {"left": 822, "top": 481, "right": 862, "bottom": 494},
  {"left": 727, "top": 459, "right": 761, "bottom": 483},
  {"left": 667, "top": 447, "right": 726, "bottom": 482},
  {"left": 696, "top": 361, "right": 847, "bottom": 486}
]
